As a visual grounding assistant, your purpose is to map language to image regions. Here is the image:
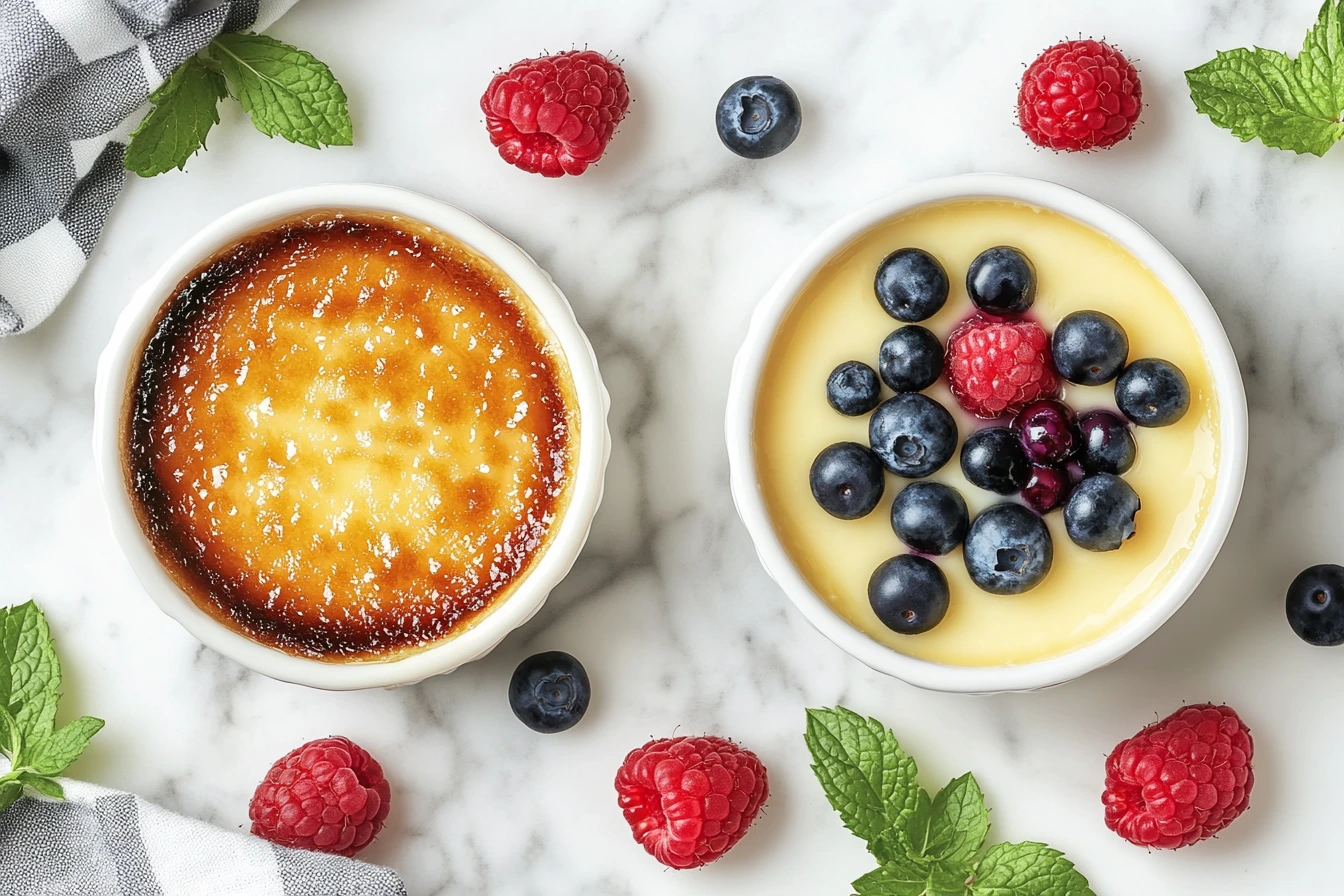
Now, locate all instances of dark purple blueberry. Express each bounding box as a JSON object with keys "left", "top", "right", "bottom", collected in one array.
[
  {"left": 890, "top": 482, "right": 969, "bottom": 555},
  {"left": 868, "top": 394, "right": 958, "bottom": 479},
  {"left": 963, "top": 503, "right": 1053, "bottom": 594},
  {"left": 878, "top": 326, "right": 944, "bottom": 393},
  {"left": 966, "top": 246, "right": 1036, "bottom": 316},
  {"left": 1064, "top": 473, "right": 1140, "bottom": 551},
  {"left": 1051, "top": 311, "right": 1129, "bottom": 385},
  {"left": 1077, "top": 410, "right": 1137, "bottom": 474},
  {"left": 868, "top": 555, "right": 950, "bottom": 634},
  {"left": 960, "top": 427, "right": 1031, "bottom": 495},
  {"left": 826, "top": 360, "right": 882, "bottom": 416},
  {"left": 715, "top": 76, "right": 802, "bottom": 159},
  {"left": 1287, "top": 564, "right": 1344, "bottom": 646},
  {"left": 1021, "top": 465, "right": 1070, "bottom": 514},
  {"left": 810, "top": 442, "right": 885, "bottom": 519},
  {"left": 1115, "top": 358, "right": 1190, "bottom": 427},
  {"left": 1012, "top": 399, "right": 1080, "bottom": 464},
  {"left": 874, "top": 248, "right": 949, "bottom": 322},
  {"left": 509, "top": 651, "right": 591, "bottom": 733}
]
